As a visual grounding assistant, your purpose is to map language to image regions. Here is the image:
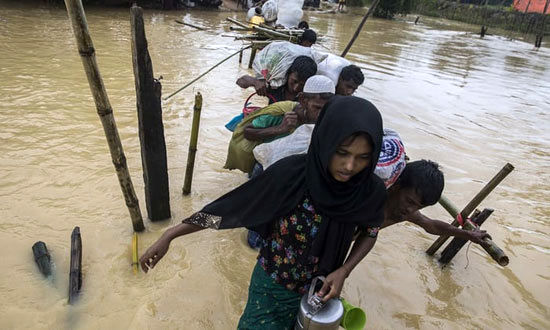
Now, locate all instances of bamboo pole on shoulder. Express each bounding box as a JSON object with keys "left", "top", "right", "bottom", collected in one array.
[
  {"left": 426, "top": 163, "right": 514, "bottom": 255},
  {"left": 64, "top": 0, "right": 145, "bottom": 232}
]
